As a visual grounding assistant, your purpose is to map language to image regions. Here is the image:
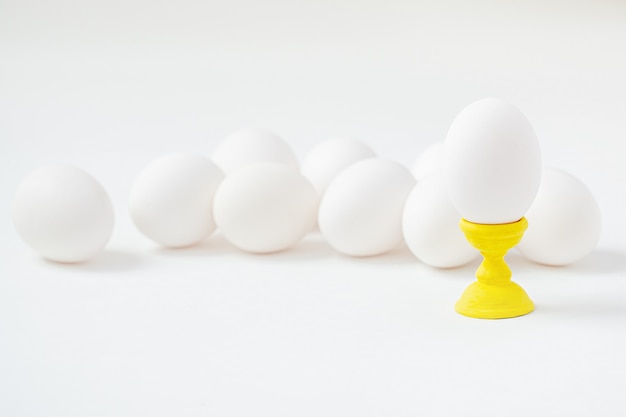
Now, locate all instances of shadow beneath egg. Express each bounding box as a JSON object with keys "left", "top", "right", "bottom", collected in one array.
[
  {"left": 151, "top": 232, "right": 337, "bottom": 261},
  {"left": 548, "top": 249, "right": 626, "bottom": 275},
  {"left": 339, "top": 244, "right": 418, "bottom": 265},
  {"left": 507, "top": 248, "right": 626, "bottom": 276},
  {"left": 41, "top": 249, "right": 143, "bottom": 273},
  {"left": 247, "top": 237, "right": 336, "bottom": 261},
  {"left": 152, "top": 234, "right": 234, "bottom": 258}
]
